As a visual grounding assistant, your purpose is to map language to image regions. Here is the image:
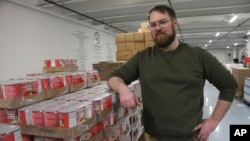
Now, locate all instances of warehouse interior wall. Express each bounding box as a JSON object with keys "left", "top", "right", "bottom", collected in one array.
[
  {"left": 0, "top": 1, "right": 117, "bottom": 80},
  {"left": 208, "top": 48, "right": 236, "bottom": 64}
]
